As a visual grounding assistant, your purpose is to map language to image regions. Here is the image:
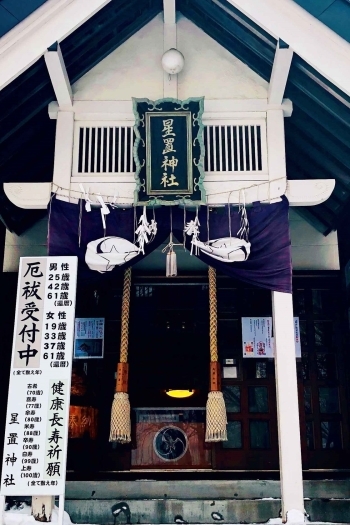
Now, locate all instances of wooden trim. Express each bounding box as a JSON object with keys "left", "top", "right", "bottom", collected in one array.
[
  {"left": 3, "top": 179, "right": 335, "bottom": 208},
  {"left": 0, "top": 0, "right": 113, "bottom": 90},
  {"left": 268, "top": 40, "right": 293, "bottom": 106},
  {"left": 44, "top": 43, "right": 72, "bottom": 109},
  {"left": 210, "top": 362, "right": 221, "bottom": 392},
  {"left": 48, "top": 99, "right": 293, "bottom": 120},
  {"left": 226, "top": 0, "right": 350, "bottom": 97},
  {"left": 116, "top": 362, "right": 129, "bottom": 393},
  {"left": 163, "top": 0, "right": 177, "bottom": 99}
]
